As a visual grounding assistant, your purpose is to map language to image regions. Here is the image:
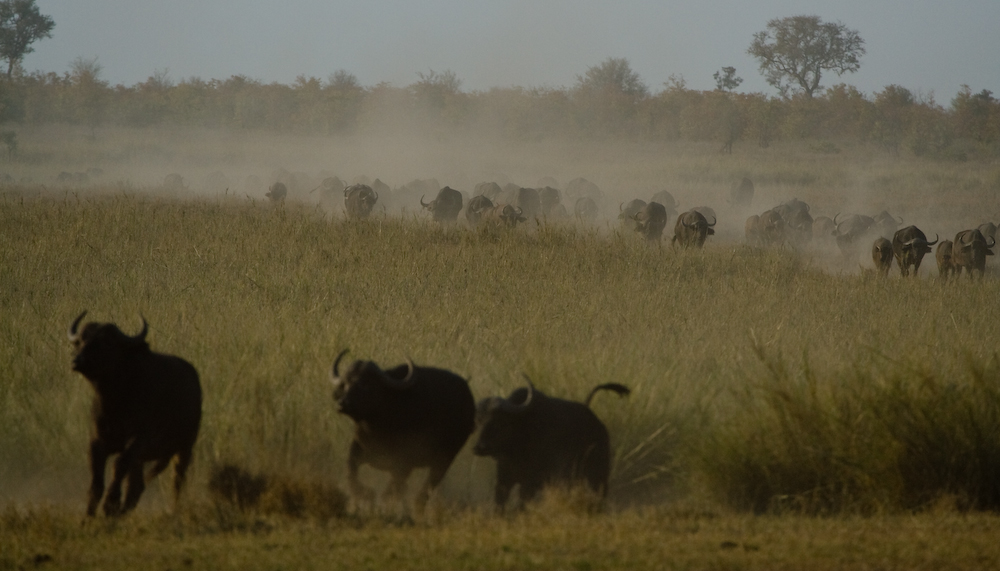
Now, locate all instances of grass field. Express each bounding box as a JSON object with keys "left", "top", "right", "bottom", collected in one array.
[{"left": 2, "top": 125, "right": 1000, "bottom": 569}]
